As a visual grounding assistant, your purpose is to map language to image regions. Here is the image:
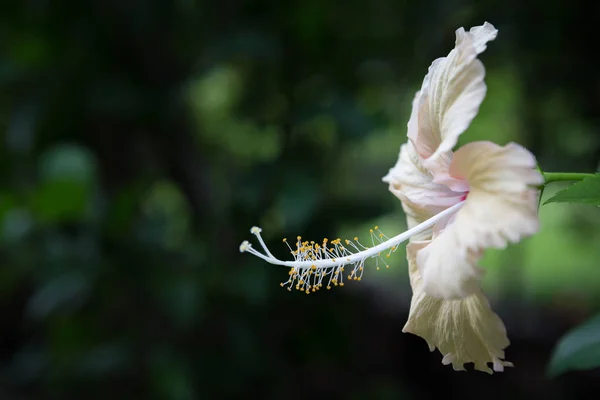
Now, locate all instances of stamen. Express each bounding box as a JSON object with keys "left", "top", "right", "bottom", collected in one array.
[{"left": 240, "top": 201, "right": 464, "bottom": 292}]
